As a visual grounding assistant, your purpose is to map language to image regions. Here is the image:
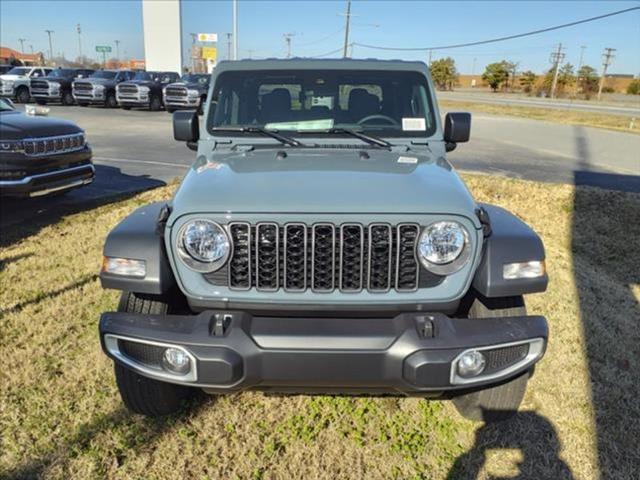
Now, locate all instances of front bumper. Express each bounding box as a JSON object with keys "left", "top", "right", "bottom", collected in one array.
[
  {"left": 163, "top": 94, "right": 200, "bottom": 108},
  {"left": 99, "top": 310, "right": 548, "bottom": 394},
  {"left": 0, "top": 85, "right": 16, "bottom": 97},
  {"left": 0, "top": 163, "right": 95, "bottom": 197},
  {"left": 73, "top": 90, "right": 105, "bottom": 104},
  {"left": 117, "top": 93, "right": 149, "bottom": 107},
  {"left": 31, "top": 89, "right": 62, "bottom": 100}
]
